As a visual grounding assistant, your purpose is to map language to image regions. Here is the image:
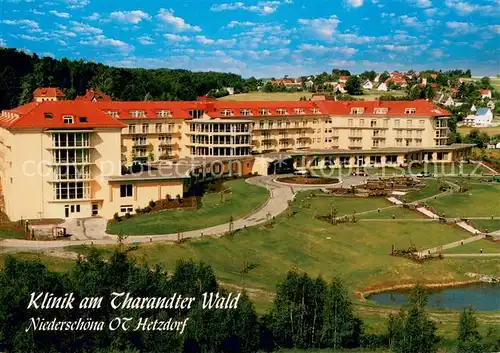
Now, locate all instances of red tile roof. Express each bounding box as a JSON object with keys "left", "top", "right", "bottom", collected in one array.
[
  {"left": 0, "top": 101, "right": 125, "bottom": 129},
  {"left": 1, "top": 99, "right": 450, "bottom": 129},
  {"left": 75, "top": 88, "right": 112, "bottom": 102},
  {"left": 33, "top": 87, "right": 65, "bottom": 98},
  {"left": 480, "top": 89, "right": 491, "bottom": 94}
]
